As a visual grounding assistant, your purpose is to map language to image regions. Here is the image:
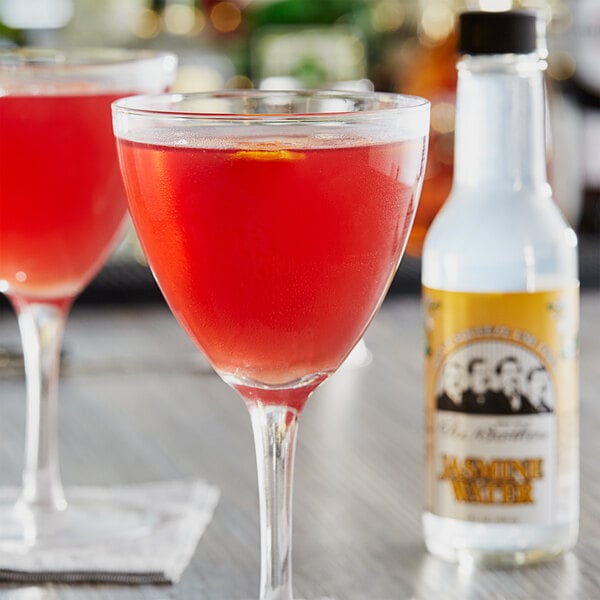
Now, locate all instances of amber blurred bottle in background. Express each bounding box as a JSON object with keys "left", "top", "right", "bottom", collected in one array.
[{"left": 402, "top": 27, "right": 458, "bottom": 257}]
